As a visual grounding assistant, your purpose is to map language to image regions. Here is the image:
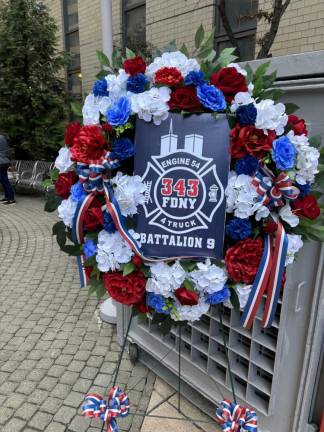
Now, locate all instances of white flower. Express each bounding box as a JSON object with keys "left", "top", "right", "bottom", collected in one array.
[
  {"left": 146, "top": 51, "right": 200, "bottom": 79},
  {"left": 105, "top": 70, "right": 129, "bottom": 101},
  {"left": 279, "top": 203, "right": 299, "bottom": 227},
  {"left": 255, "top": 99, "right": 288, "bottom": 135},
  {"left": 228, "top": 63, "right": 247, "bottom": 76},
  {"left": 230, "top": 92, "right": 255, "bottom": 113},
  {"left": 235, "top": 284, "right": 252, "bottom": 308},
  {"left": 131, "top": 87, "right": 171, "bottom": 125},
  {"left": 248, "top": 82, "right": 254, "bottom": 94},
  {"left": 190, "top": 259, "right": 227, "bottom": 294},
  {"left": 146, "top": 261, "right": 186, "bottom": 297},
  {"left": 286, "top": 234, "right": 303, "bottom": 266},
  {"left": 57, "top": 197, "right": 77, "bottom": 228},
  {"left": 286, "top": 131, "right": 309, "bottom": 149},
  {"left": 98, "top": 96, "right": 113, "bottom": 115},
  {"left": 82, "top": 93, "right": 100, "bottom": 125},
  {"left": 112, "top": 172, "right": 146, "bottom": 216},
  {"left": 54, "top": 146, "right": 73, "bottom": 173},
  {"left": 171, "top": 298, "right": 209, "bottom": 322},
  {"left": 96, "top": 230, "right": 138, "bottom": 272}
]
